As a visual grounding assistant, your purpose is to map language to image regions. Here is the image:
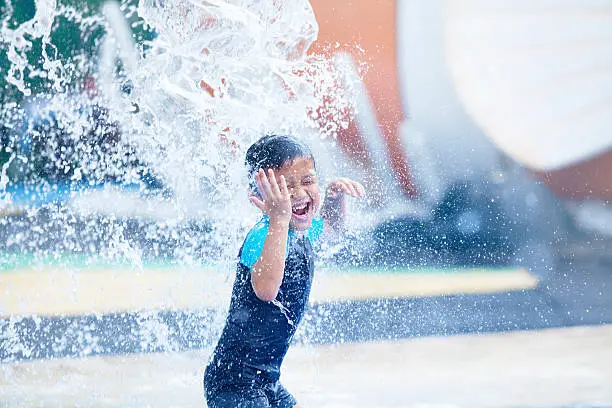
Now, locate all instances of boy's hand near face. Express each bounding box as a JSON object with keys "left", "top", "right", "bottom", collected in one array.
[
  {"left": 249, "top": 168, "right": 292, "bottom": 226},
  {"left": 321, "top": 177, "right": 365, "bottom": 232}
]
